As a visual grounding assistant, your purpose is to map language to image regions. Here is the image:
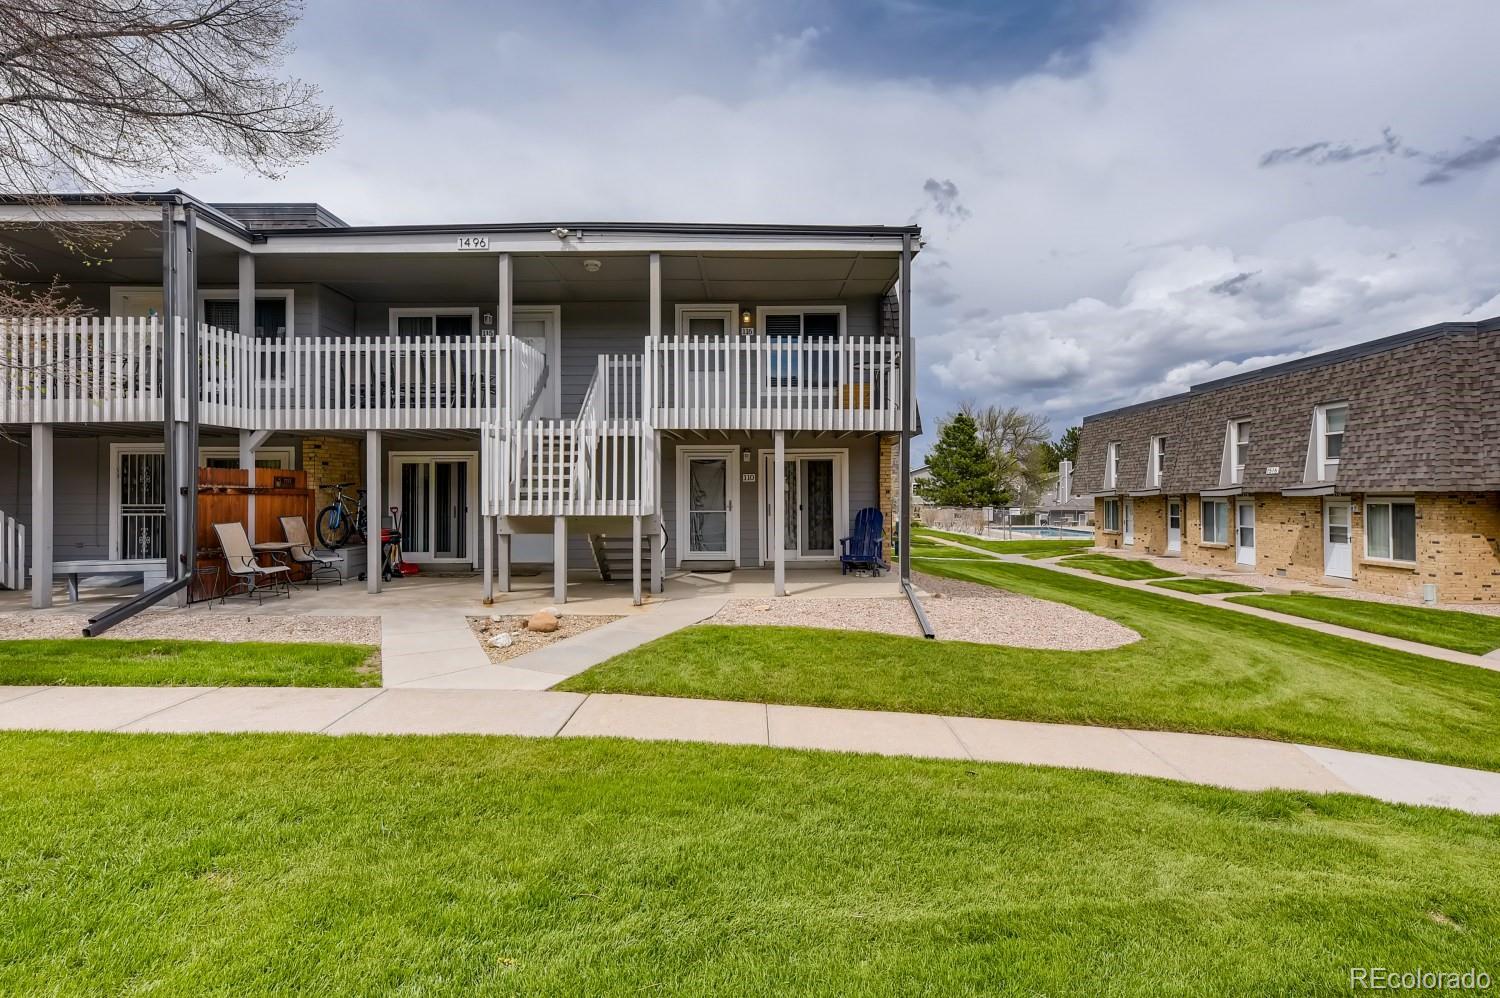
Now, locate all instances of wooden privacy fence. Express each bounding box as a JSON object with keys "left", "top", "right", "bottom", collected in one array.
[{"left": 194, "top": 467, "right": 316, "bottom": 599}]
